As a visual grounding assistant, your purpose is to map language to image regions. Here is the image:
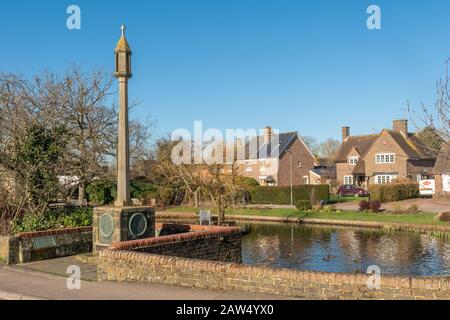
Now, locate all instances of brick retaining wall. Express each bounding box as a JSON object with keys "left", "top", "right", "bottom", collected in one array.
[
  {"left": 0, "top": 227, "right": 93, "bottom": 264},
  {"left": 0, "top": 236, "right": 19, "bottom": 264},
  {"left": 111, "top": 224, "right": 243, "bottom": 263},
  {"left": 98, "top": 249, "right": 450, "bottom": 300}
]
